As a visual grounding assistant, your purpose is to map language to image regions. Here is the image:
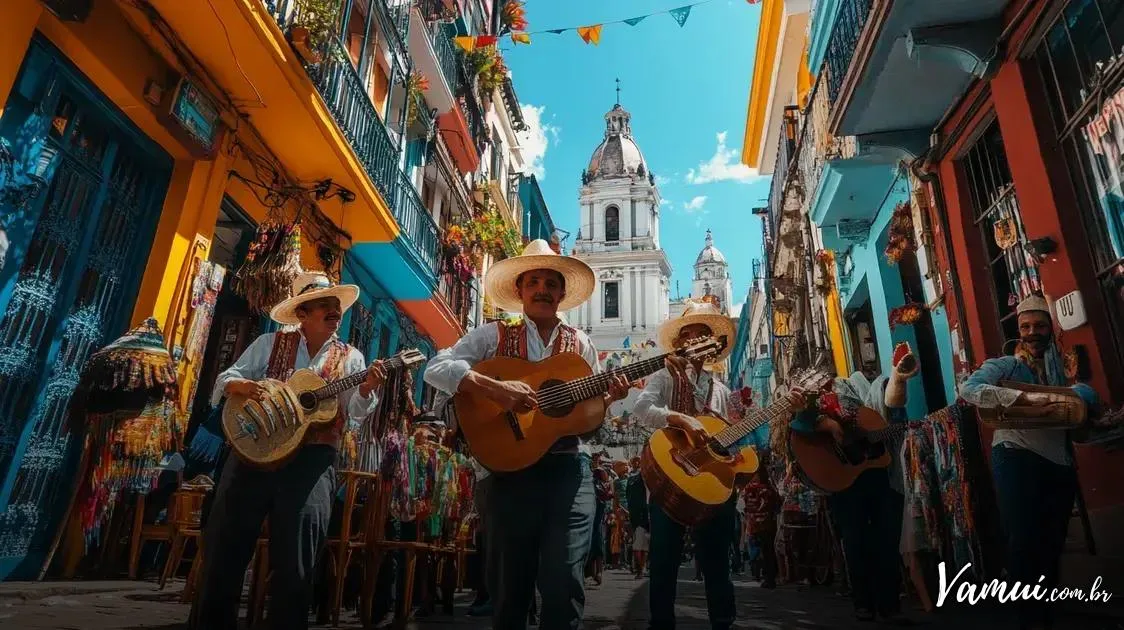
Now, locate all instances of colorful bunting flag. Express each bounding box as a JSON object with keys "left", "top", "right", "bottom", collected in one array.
[
  {"left": 476, "top": 35, "right": 498, "bottom": 47},
  {"left": 623, "top": 16, "right": 647, "bottom": 26},
  {"left": 546, "top": 28, "right": 568, "bottom": 34},
  {"left": 577, "top": 24, "right": 603, "bottom": 45},
  {"left": 669, "top": 5, "right": 692, "bottom": 27},
  {"left": 511, "top": 32, "right": 531, "bottom": 44},
  {"left": 453, "top": 36, "right": 476, "bottom": 52}
]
